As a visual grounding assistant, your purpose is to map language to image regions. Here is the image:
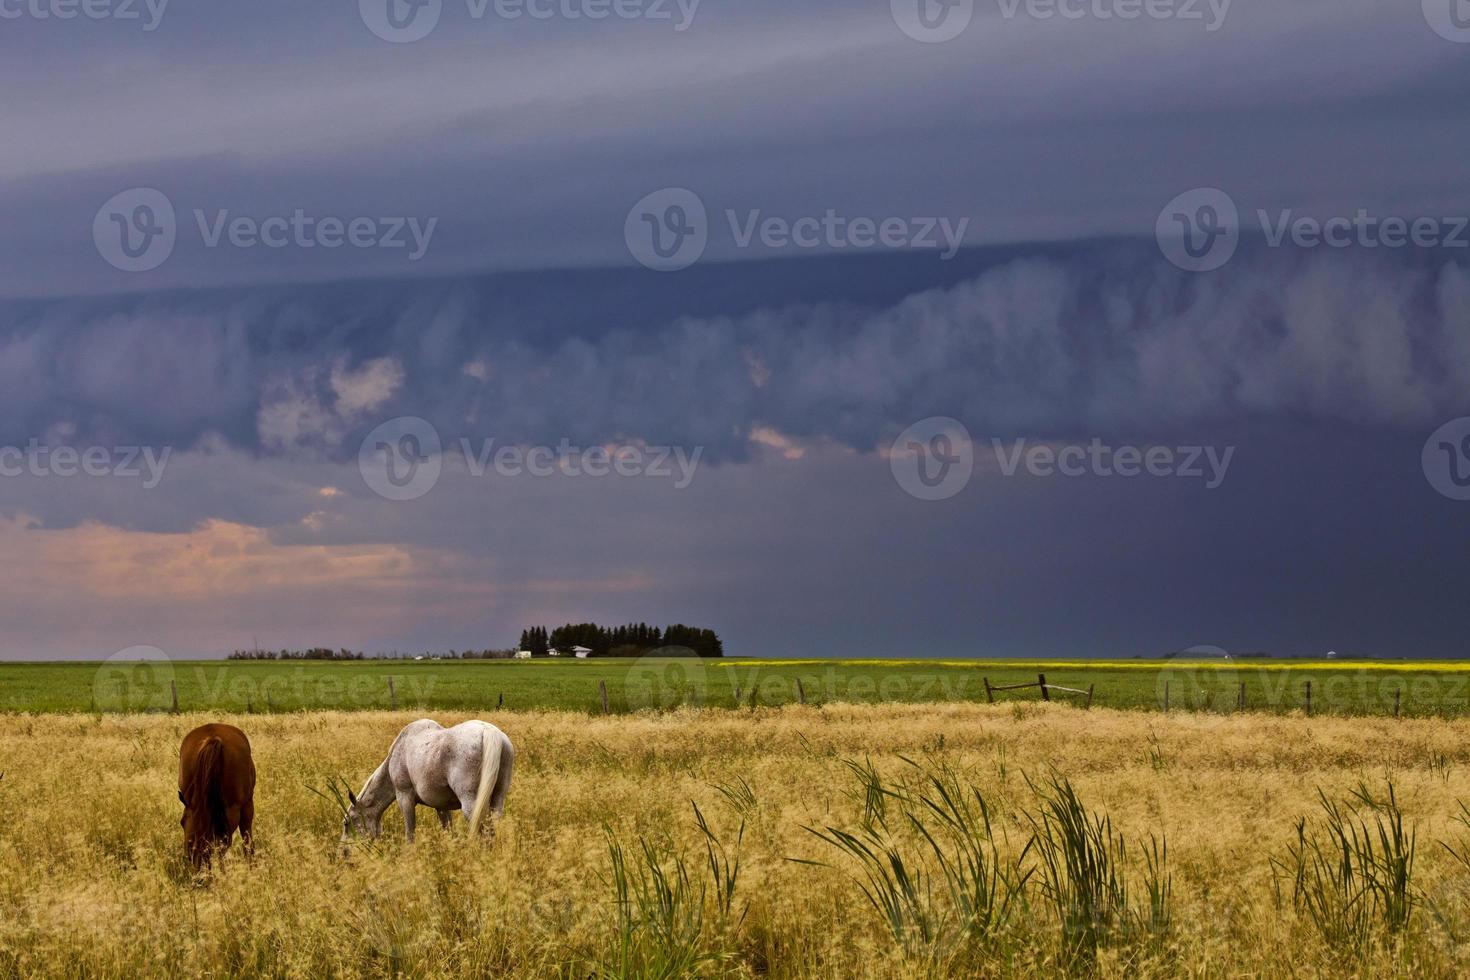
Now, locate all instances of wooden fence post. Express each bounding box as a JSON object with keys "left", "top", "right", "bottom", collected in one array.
[
  {"left": 734, "top": 685, "right": 742, "bottom": 705},
  {"left": 983, "top": 677, "right": 994, "bottom": 704},
  {"left": 497, "top": 692, "right": 504, "bottom": 710},
  {"left": 1394, "top": 688, "right": 1401, "bottom": 719},
  {"left": 796, "top": 678, "right": 806, "bottom": 705},
  {"left": 266, "top": 692, "right": 274, "bottom": 713},
  {"left": 1085, "top": 684, "right": 1094, "bottom": 709},
  {"left": 599, "top": 680, "right": 609, "bottom": 715},
  {"left": 387, "top": 677, "right": 397, "bottom": 711},
  {"left": 170, "top": 680, "right": 179, "bottom": 714},
  {"left": 1038, "top": 673, "right": 1050, "bottom": 702},
  {"left": 1304, "top": 680, "right": 1312, "bottom": 717}
]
